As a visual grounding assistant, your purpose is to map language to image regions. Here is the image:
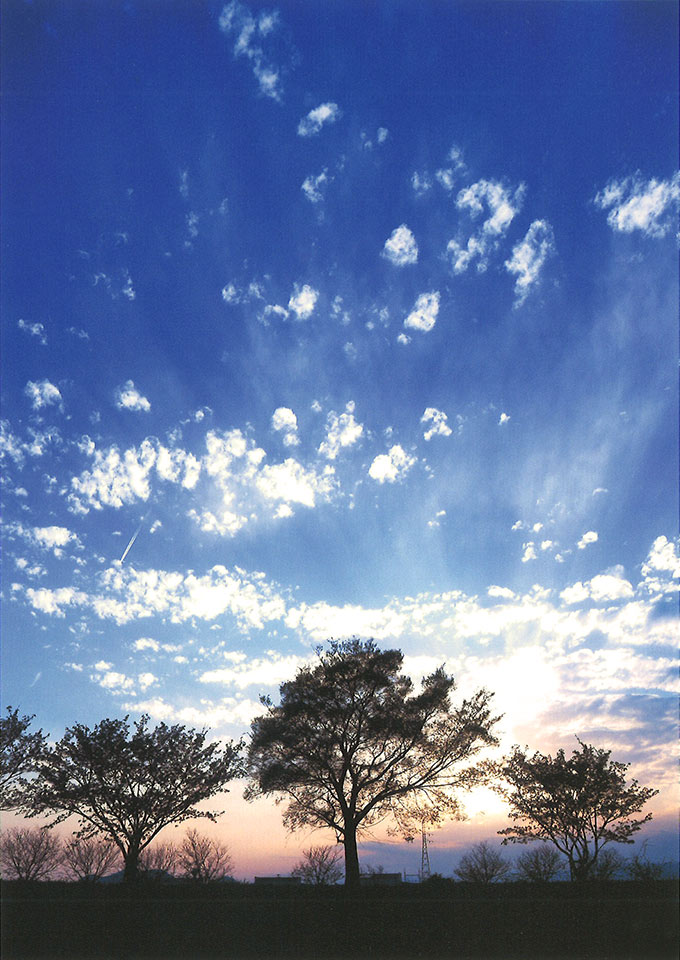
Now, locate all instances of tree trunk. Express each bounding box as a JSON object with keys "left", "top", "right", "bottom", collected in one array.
[
  {"left": 123, "top": 845, "right": 140, "bottom": 882},
  {"left": 343, "top": 828, "right": 361, "bottom": 889}
]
